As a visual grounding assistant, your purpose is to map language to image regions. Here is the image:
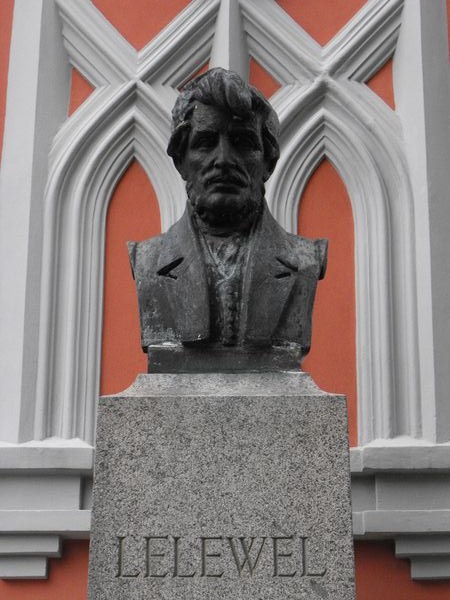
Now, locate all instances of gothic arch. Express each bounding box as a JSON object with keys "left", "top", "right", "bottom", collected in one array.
[
  {"left": 35, "top": 84, "right": 184, "bottom": 442},
  {"left": 267, "top": 82, "right": 419, "bottom": 444}
]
